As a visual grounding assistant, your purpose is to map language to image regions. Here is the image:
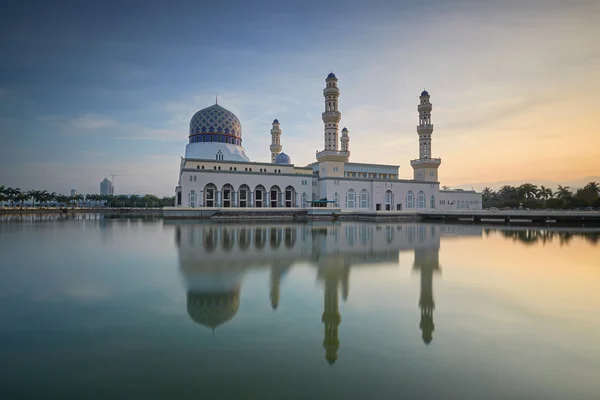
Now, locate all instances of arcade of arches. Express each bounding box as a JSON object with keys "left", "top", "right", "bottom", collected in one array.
[{"left": 189, "top": 183, "right": 298, "bottom": 208}]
